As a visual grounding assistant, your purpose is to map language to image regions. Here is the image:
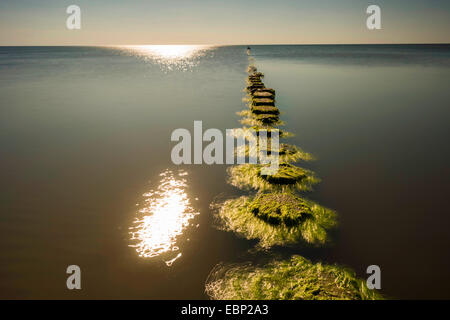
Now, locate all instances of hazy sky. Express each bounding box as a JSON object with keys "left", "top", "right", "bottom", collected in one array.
[{"left": 0, "top": 0, "right": 449, "bottom": 45}]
